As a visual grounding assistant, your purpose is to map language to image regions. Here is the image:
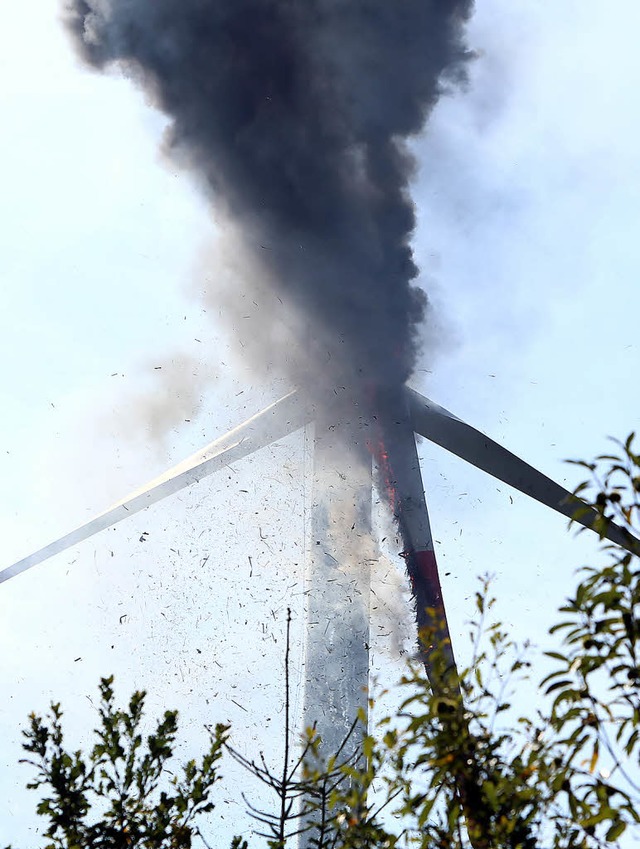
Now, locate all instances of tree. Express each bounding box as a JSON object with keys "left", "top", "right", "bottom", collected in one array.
[
  {"left": 6, "top": 436, "right": 640, "bottom": 848},
  {"left": 7, "top": 678, "right": 236, "bottom": 849}
]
